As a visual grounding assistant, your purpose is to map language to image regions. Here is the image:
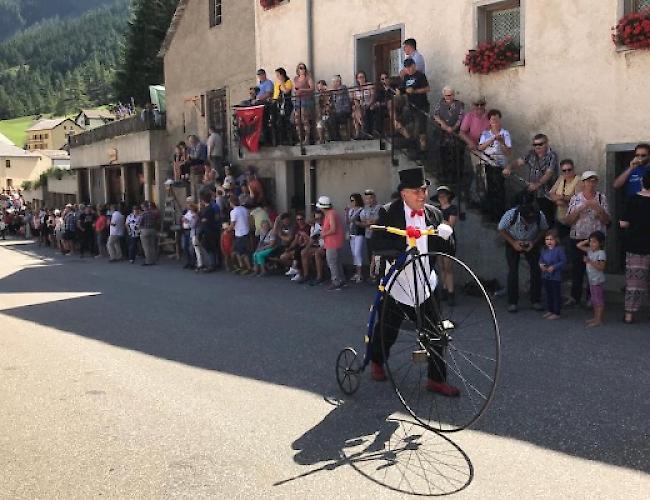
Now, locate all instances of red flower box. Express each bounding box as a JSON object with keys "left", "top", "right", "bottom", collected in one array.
[
  {"left": 463, "top": 36, "right": 520, "bottom": 75},
  {"left": 612, "top": 8, "right": 650, "bottom": 49},
  {"left": 260, "top": 0, "right": 280, "bottom": 10}
]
